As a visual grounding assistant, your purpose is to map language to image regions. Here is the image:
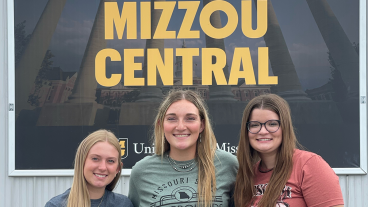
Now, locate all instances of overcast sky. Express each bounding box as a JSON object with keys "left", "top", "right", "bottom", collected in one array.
[{"left": 14, "top": 0, "right": 360, "bottom": 90}]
